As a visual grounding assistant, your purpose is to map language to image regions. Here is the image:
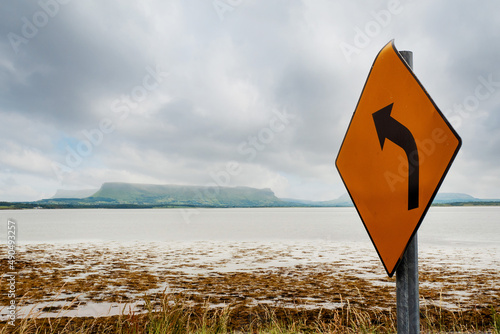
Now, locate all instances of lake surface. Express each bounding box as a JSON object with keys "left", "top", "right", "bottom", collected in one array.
[{"left": 0, "top": 207, "right": 499, "bottom": 247}]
